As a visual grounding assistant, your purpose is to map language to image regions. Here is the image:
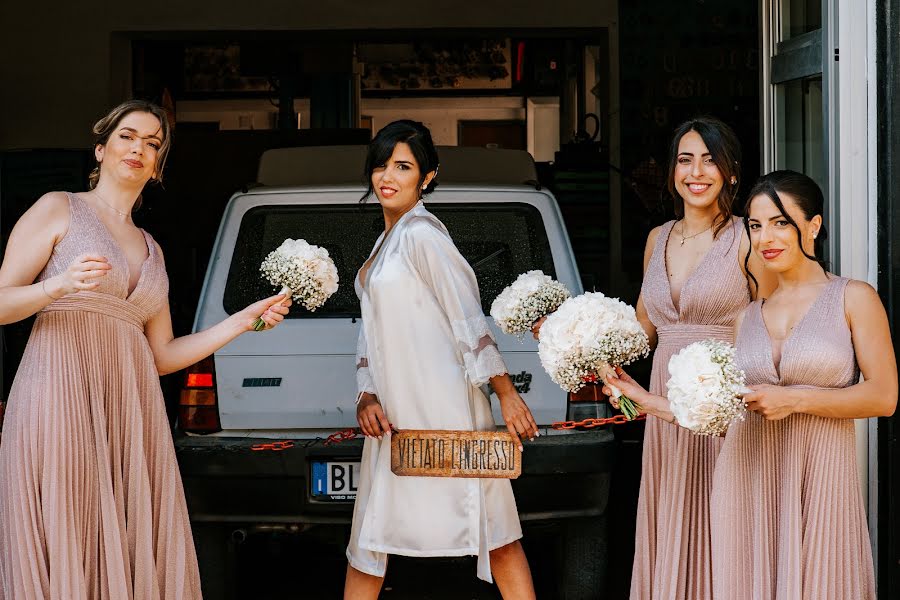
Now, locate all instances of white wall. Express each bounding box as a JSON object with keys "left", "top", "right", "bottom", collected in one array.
[
  {"left": 0, "top": 0, "right": 616, "bottom": 150},
  {"left": 360, "top": 97, "right": 526, "bottom": 146}
]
